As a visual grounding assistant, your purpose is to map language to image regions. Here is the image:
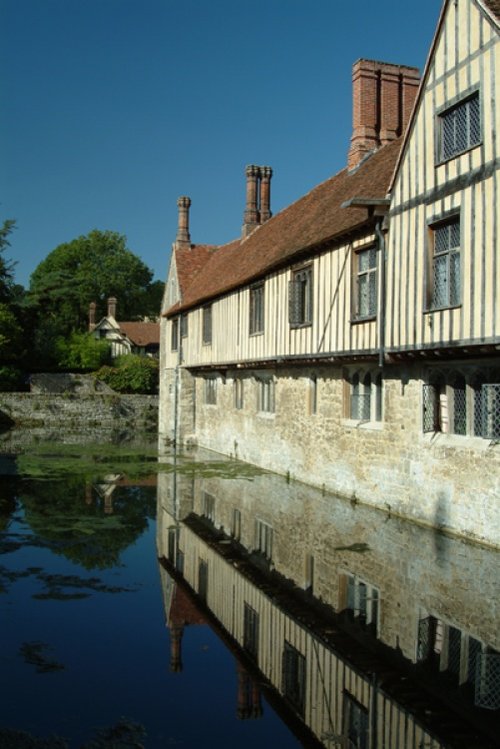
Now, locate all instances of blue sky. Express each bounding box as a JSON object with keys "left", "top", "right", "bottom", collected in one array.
[{"left": 1, "top": 0, "right": 442, "bottom": 290}]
